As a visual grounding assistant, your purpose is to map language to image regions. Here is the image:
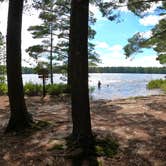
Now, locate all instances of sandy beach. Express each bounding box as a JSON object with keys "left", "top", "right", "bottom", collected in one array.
[{"left": 0, "top": 94, "right": 166, "bottom": 165}]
